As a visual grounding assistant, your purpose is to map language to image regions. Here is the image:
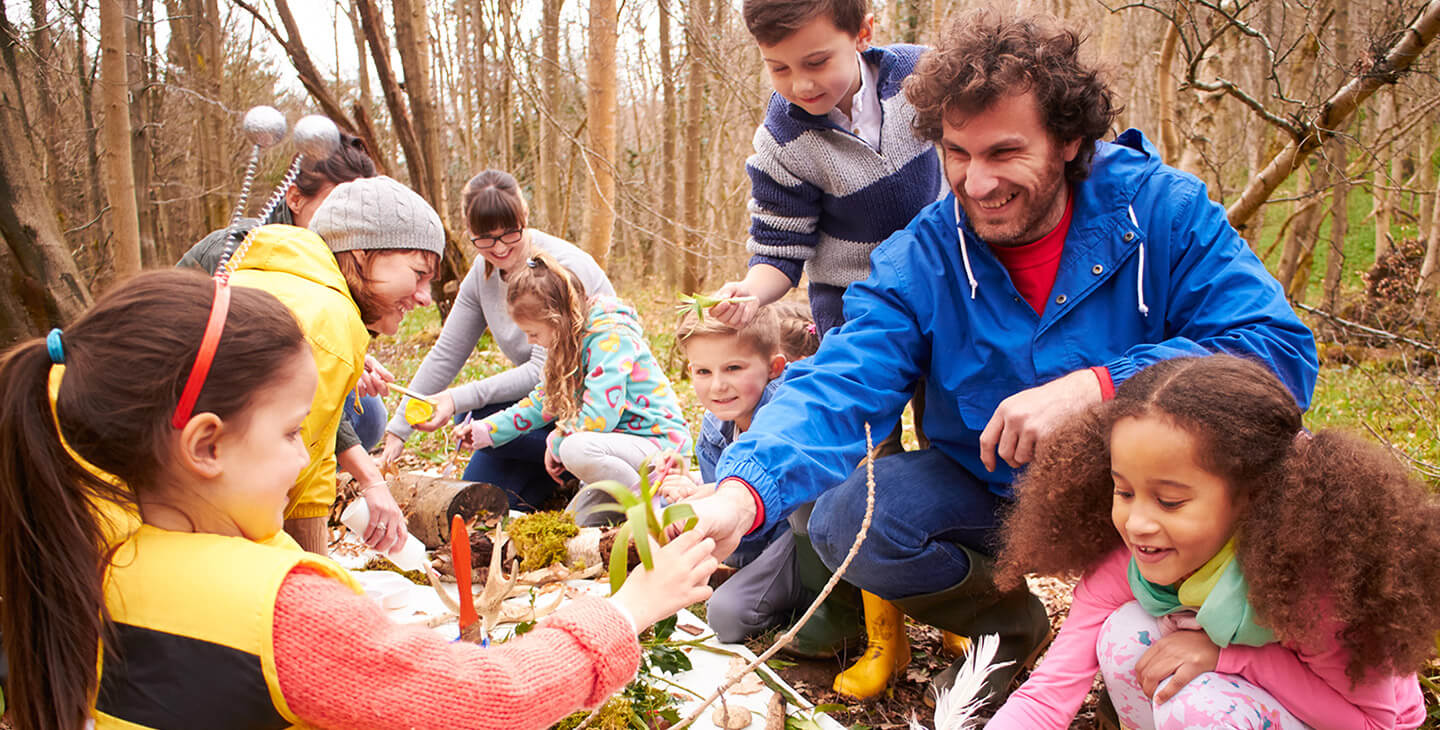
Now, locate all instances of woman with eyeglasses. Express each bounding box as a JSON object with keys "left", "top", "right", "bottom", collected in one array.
[{"left": 380, "top": 170, "right": 614, "bottom": 511}]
